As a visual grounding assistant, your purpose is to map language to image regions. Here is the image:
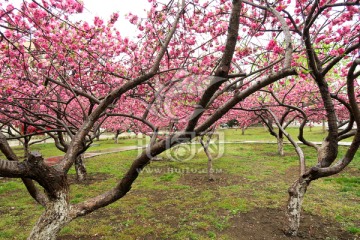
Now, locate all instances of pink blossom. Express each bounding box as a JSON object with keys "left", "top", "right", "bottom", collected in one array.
[
  {"left": 216, "top": 45, "right": 225, "bottom": 51},
  {"left": 273, "top": 46, "right": 282, "bottom": 54},
  {"left": 329, "top": 49, "right": 338, "bottom": 56},
  {"left": 175, "top": 71, "right": 186, "bottom": 79},
  {"left": 29, "top": 2, "right": 38, "bottom": 8},
  {"left": 185, "top": 38, "right": 196, "bottom": 45},
  {"left": 315, "top": 35, "right": 326, "bottom": 43},
  {"left": 6, "top": 4, "right": 14, "bottom": 12},
  {"left": 37, "top": 62, "right": 44, "bottom": 68},
  {"left": 337, "top": 48, "right": 345, "bottom": 55},
  {"left": 76, "top": 3, "right": 83, "bottom": 13},
  {"left": 110, "top": 13, "right": 119, "bottom": 24},
  {"left": 266, "top": 39, "right": 277, "bottom": 51}
]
